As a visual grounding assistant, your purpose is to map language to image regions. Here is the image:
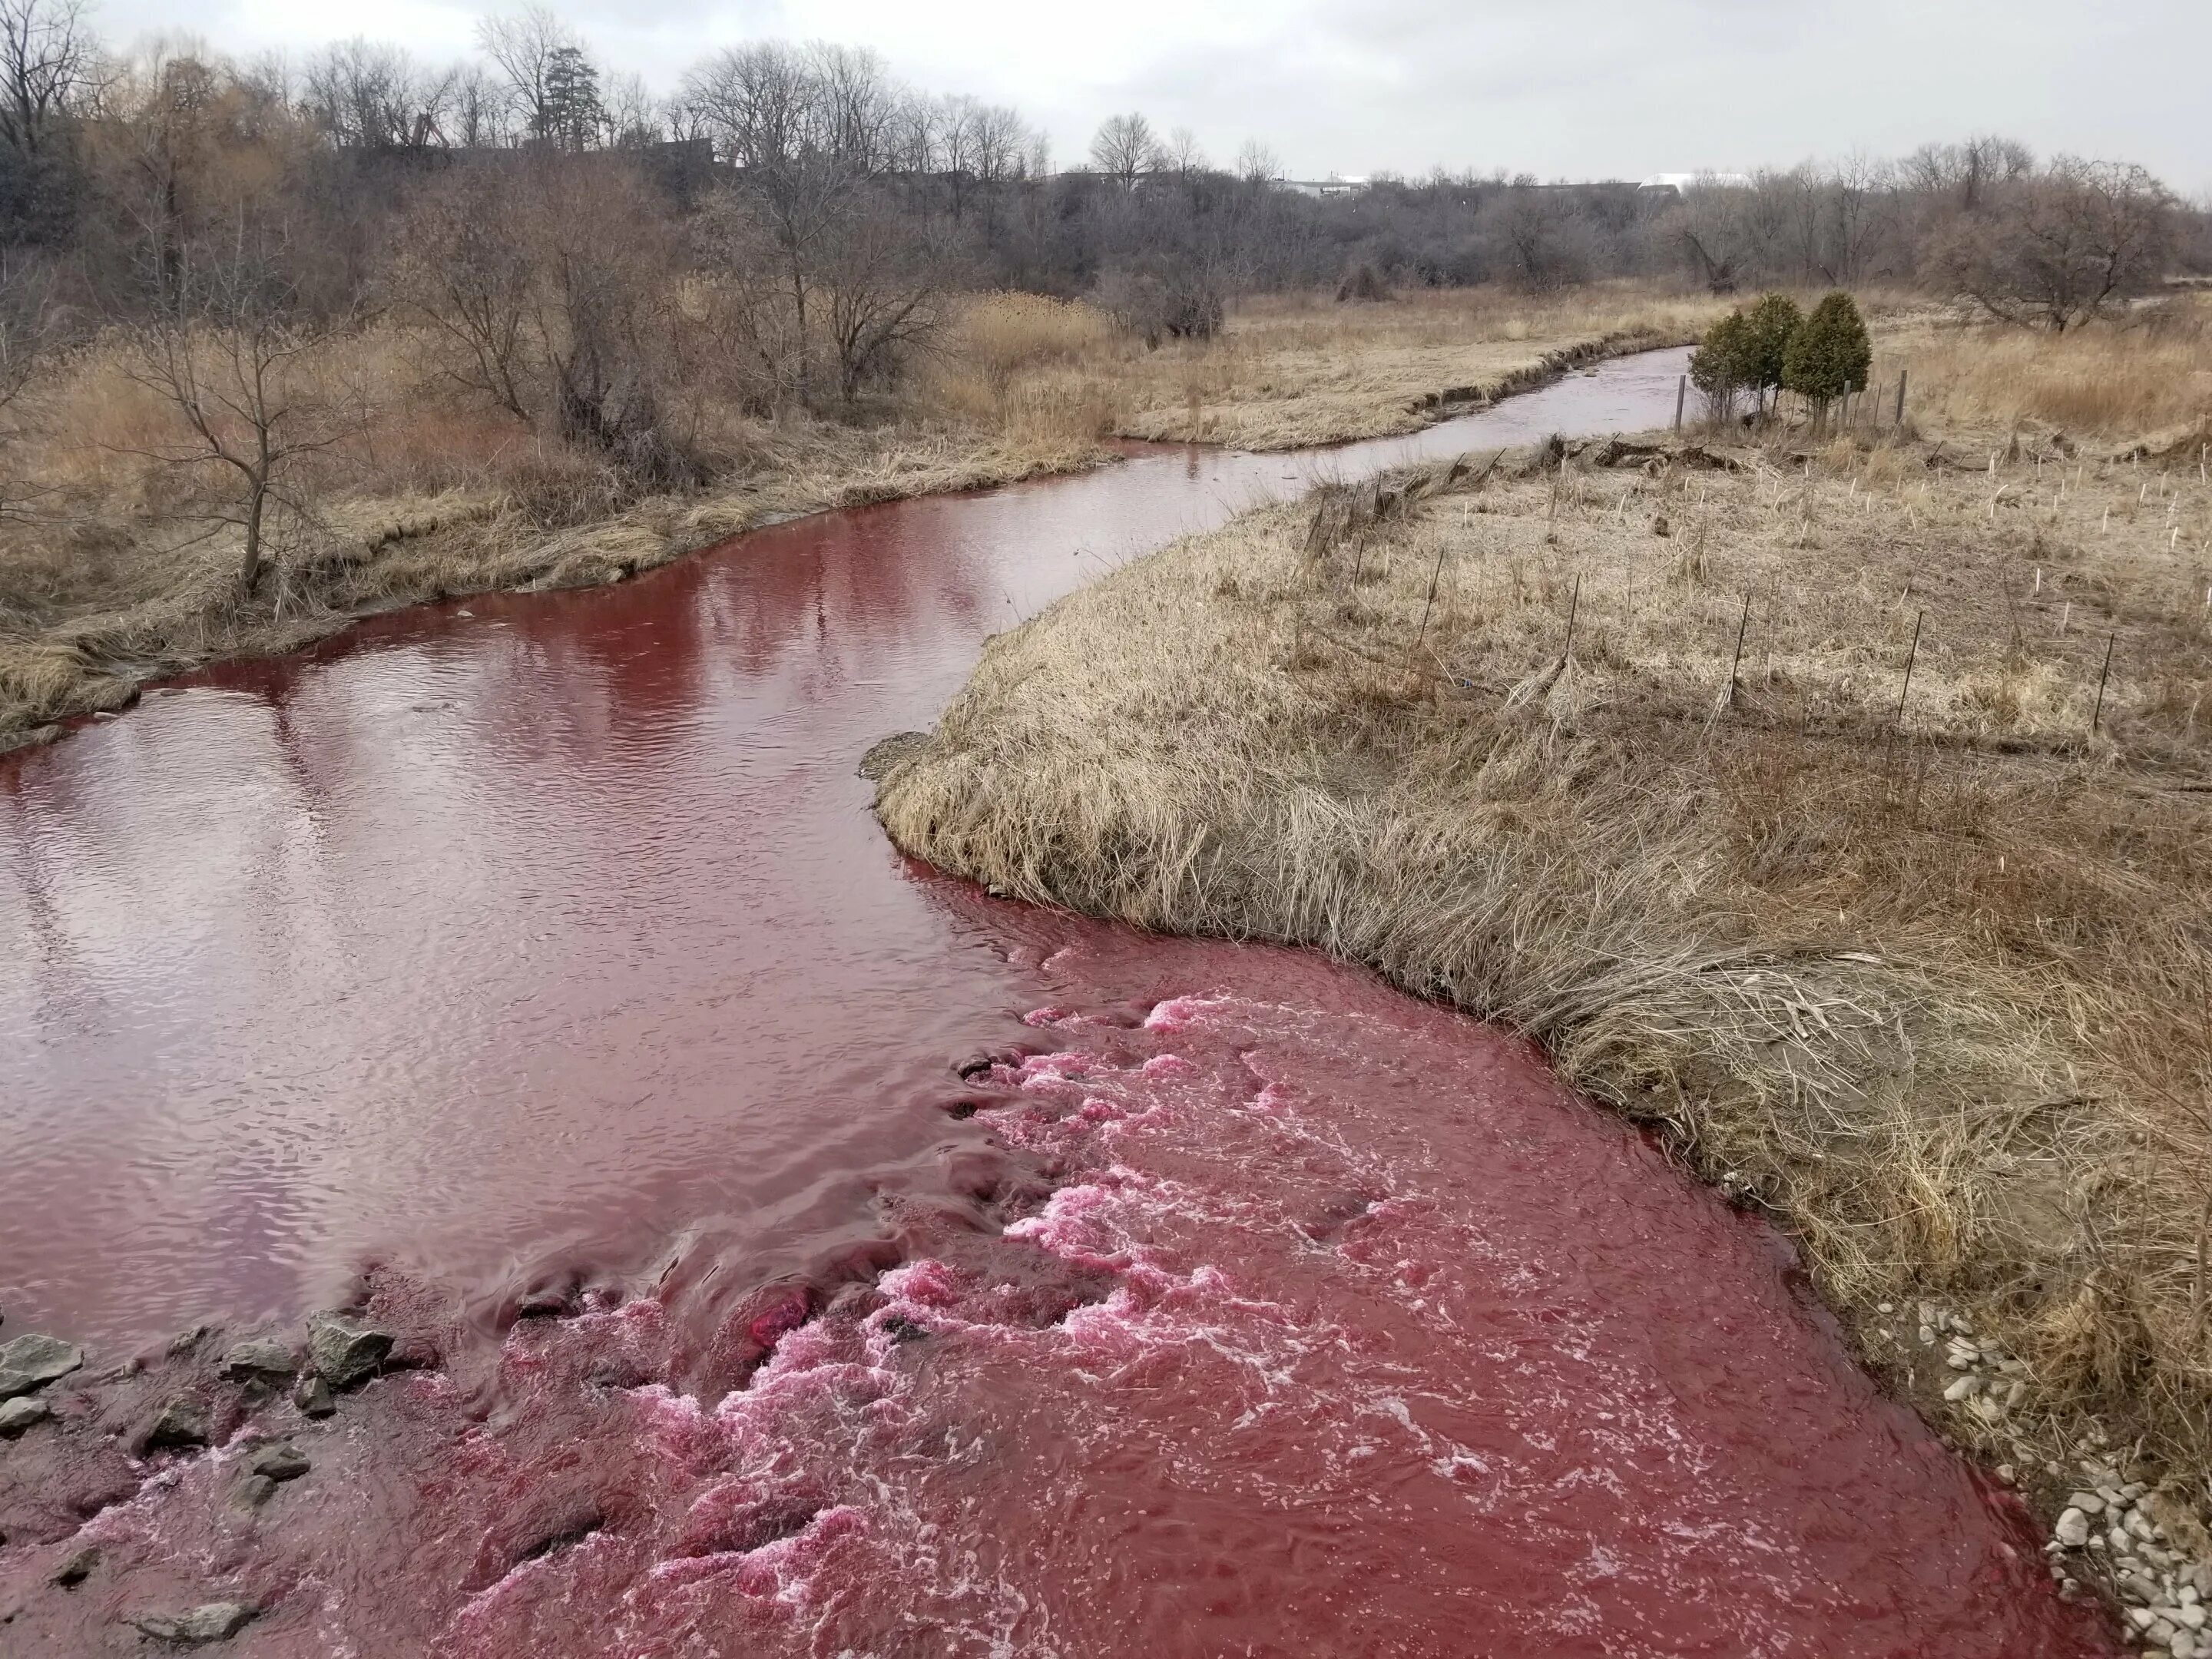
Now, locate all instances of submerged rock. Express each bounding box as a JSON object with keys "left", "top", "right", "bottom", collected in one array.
[
  {"left": 50, "top": 1545, "right": 98, "bottom": 1587},
  {"left": 0, "top": 1333, "right": 84, "bottom": 1397},
  {"left": 129, "top": 1601, "right": 255, "bottom": 1644},
  {"left": 515, "top": 1286, "right": 578, "bottom": 1320},
  {"left": 0, "top": 1394, "right": 52, "bottom": 1435},
  {"left": 306, "top": 1314, "right": 392, "bottom": 1389},
  {"left": 230, "top": 1474, "right": 276, "bottom": 1512}
]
